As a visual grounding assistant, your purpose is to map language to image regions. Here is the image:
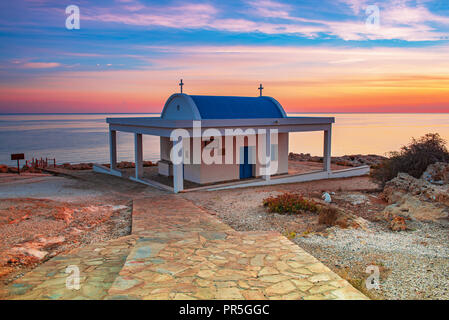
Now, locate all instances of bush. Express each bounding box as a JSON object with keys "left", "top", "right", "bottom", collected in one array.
[
  {"left": 318, "top": 206, "right": 340, "bottom": 226},
  {"left": 263, "top": 193, "right": 319, "bottom": 214},
  {"left": 372, "top": 133, "right": 449, "bottom": 186}
]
